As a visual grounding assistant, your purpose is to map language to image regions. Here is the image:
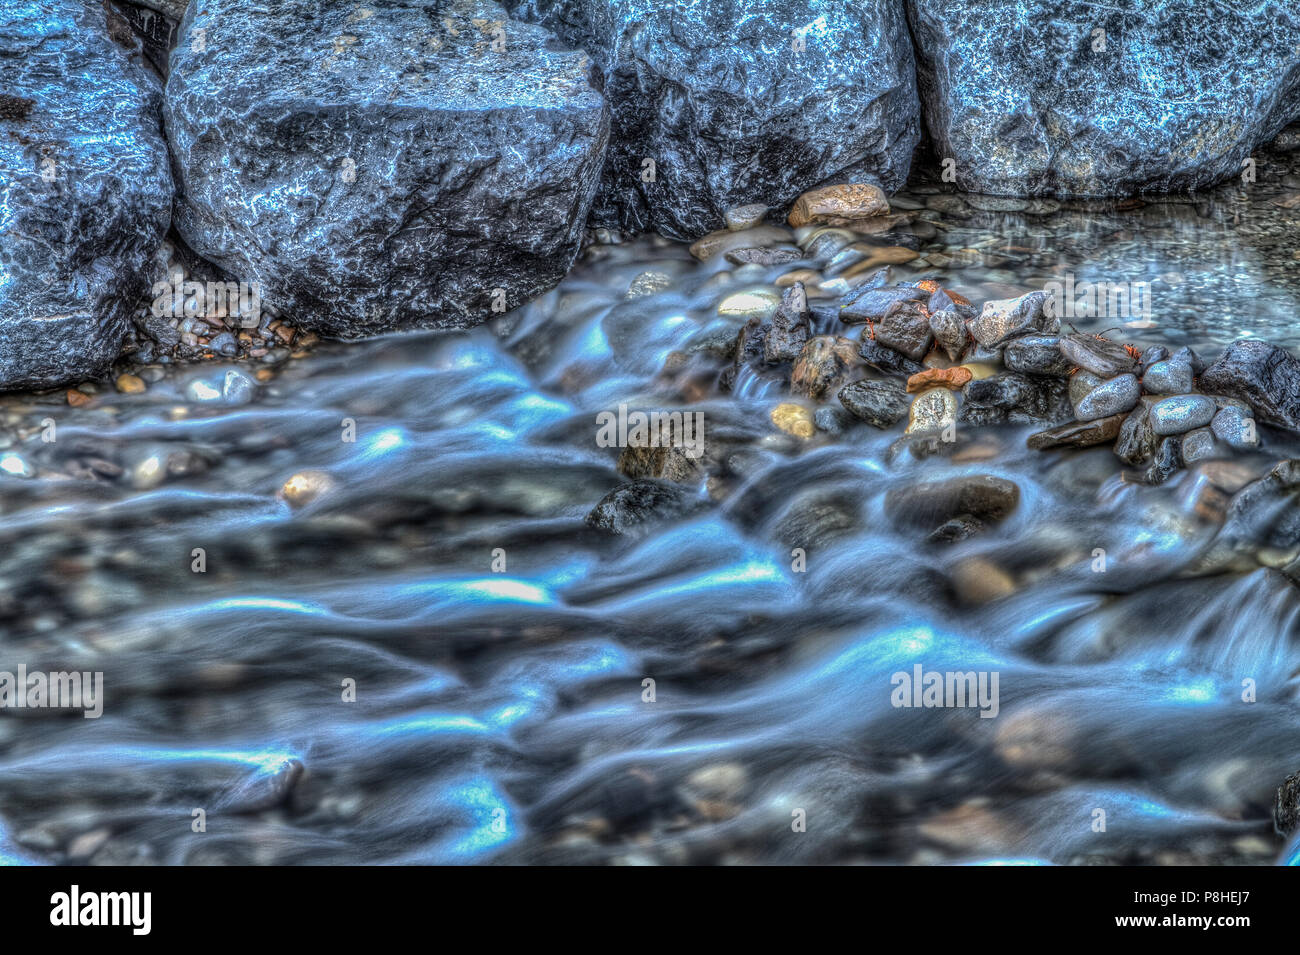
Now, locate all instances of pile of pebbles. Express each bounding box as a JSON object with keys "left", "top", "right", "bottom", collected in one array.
[{"left": 675, "top": 182, "right": 1292, "bottom": 488}]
